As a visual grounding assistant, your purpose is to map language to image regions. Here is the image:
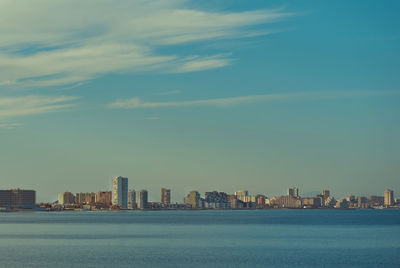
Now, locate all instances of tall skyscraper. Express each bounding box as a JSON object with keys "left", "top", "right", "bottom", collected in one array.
[
  {"left": 137, "top": 190, "right": 148, "bottom": 209},
  {"left": 288, "top": 187, "right": 299, "bottom": 197},
  {"left": 128, "top": 189, "right": 136, "bottom": 209},
  {"left": 322, "top": 189, "right": 330, "bottom": 199},
  {"left": 112, "top": 176, "right": 128, "bottom": 208},
  {"left": 384, "top": 189, "right": 394, "bottom": 207},
  {"left": 161, "top": 188, "right": 171, "bottom": 204},
  {"left": 189, "top": 190, "right": 200, "bottom": 208}
]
